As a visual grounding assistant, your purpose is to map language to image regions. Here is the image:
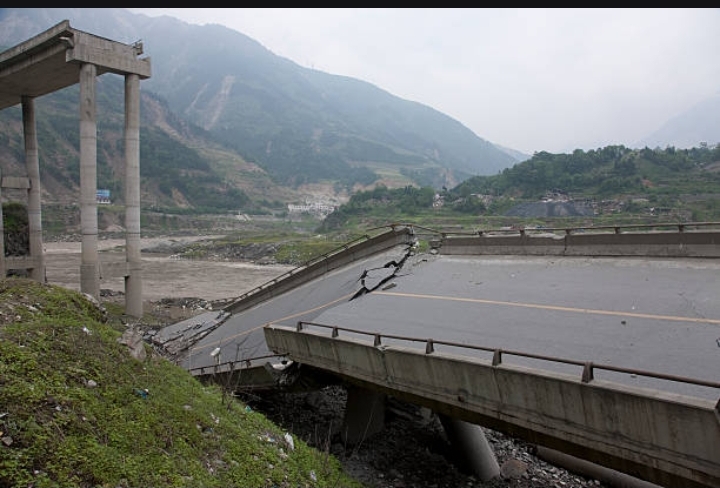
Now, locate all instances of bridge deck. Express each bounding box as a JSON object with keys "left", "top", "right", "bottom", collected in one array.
[{"left": 153, "top": 225, "right": 720, "bottom": 487}]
